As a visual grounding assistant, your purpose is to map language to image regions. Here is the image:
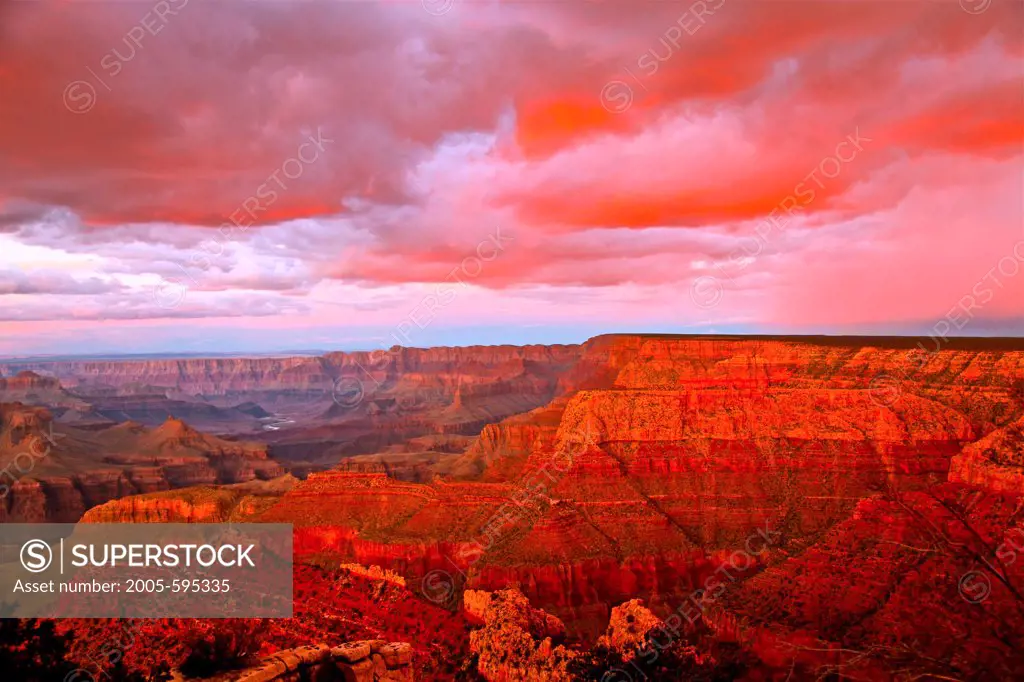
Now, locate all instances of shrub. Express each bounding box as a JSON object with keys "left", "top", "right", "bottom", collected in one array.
[
  {"left": 63, "top": 618, "right": 270, "bottom": 680},
  {"left": 0, "top": 618, "right": 76, "bottom": 682}
]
